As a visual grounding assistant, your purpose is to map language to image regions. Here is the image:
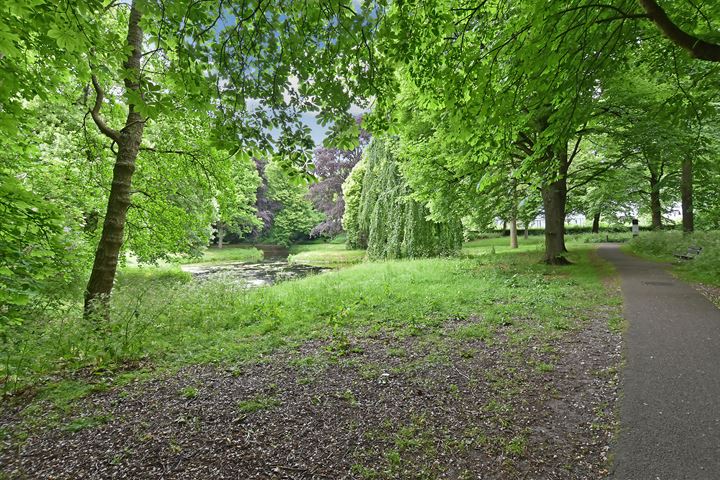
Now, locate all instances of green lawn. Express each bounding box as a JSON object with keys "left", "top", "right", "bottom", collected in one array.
[
  {"left": 288, "top": 242, "right": 366, "bottom": 267},
  {"left": 174, "top": 245, "right": 263, "bottom": 265},
  {"left": 288, "top": 232, "right": 621, "bottom": 266},
  {"left": 462, "top": 235, "right": 545, "bottom": 256}
]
